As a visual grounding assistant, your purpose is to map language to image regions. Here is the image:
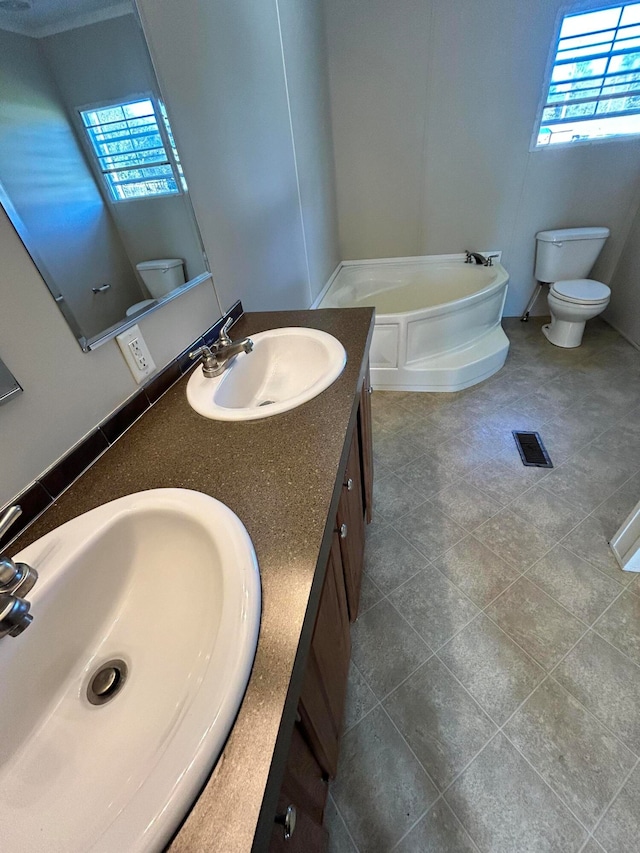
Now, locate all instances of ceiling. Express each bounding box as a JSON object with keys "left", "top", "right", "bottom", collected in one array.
[{"left": 0, "top": 0, "right": 132, "bottom": 37}]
